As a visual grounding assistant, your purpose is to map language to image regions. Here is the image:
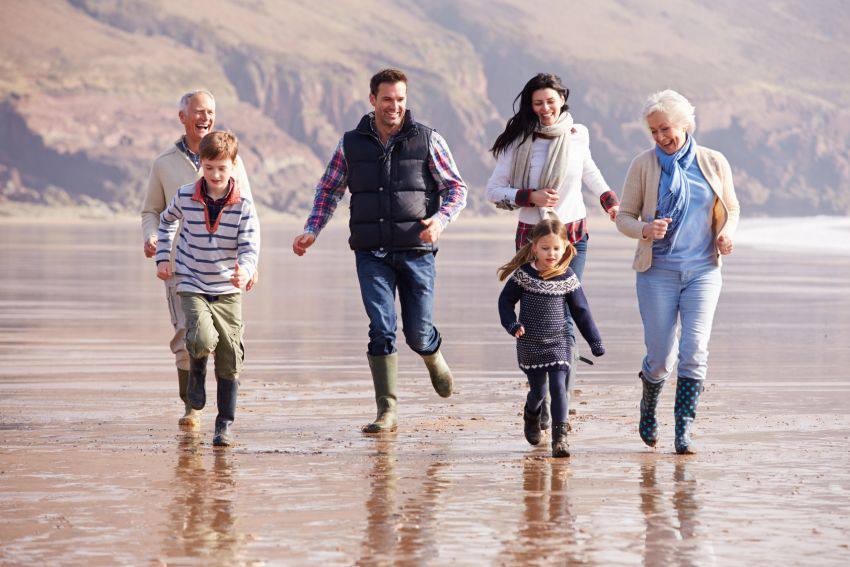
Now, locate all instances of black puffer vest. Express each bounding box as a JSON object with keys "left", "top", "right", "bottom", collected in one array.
[{"left": 343, "top": 111, "right": 439, "bottom": 252}]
